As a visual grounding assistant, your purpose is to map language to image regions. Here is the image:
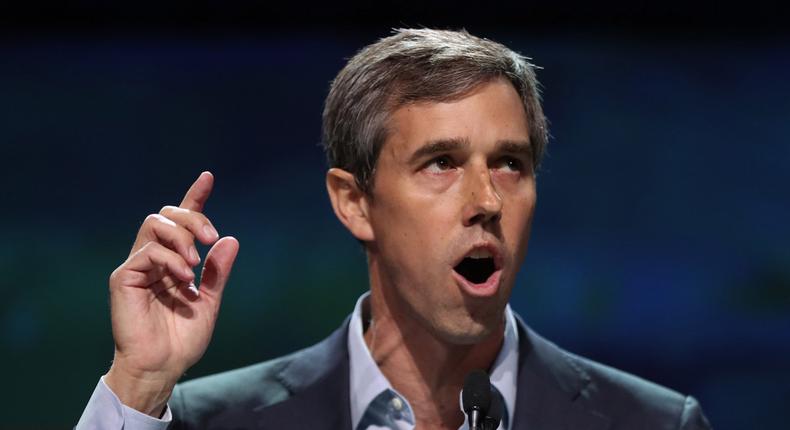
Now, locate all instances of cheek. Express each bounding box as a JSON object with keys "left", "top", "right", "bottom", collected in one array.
[
  {"left": 396, "top": 212, "right": 459, "bottom": 293},
  {"left": 373, "top": 195, "right": 451, "bottom": 268},
  {"left": 395, "top": 187, "right": 458, "bottom": 233},
  {"left": 503, "top": 191, "right": 536, "bottom": 244}
]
